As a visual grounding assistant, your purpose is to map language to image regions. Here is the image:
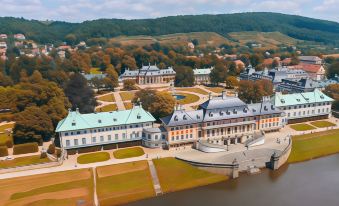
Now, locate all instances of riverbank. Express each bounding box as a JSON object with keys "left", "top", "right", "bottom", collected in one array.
[{"left": 288, "top": 129, "right": 339, "bottom": 163}]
